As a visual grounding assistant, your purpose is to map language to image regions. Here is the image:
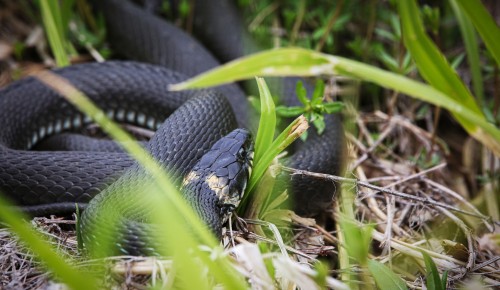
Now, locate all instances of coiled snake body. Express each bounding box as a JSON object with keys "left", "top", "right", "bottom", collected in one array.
[{"left": 0, "top": 0, "right": 344, "bottom": 255}]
